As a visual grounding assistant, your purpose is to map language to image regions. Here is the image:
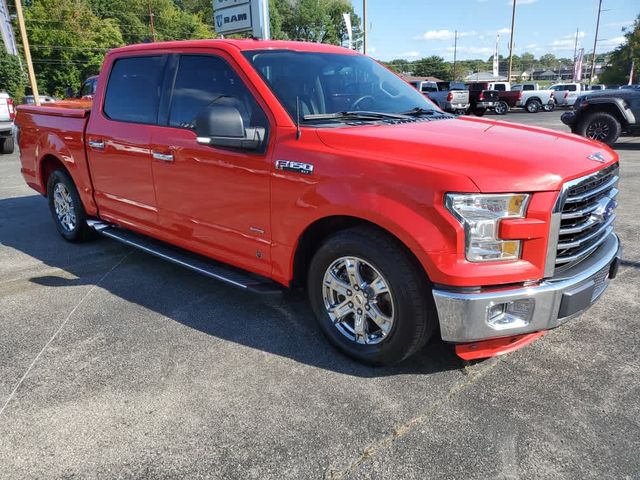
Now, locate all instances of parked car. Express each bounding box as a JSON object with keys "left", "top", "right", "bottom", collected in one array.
[
  {"left": 0, "top": 91, "right": 15, "bottom": 154},
  {"left": 550, "top": 83, "right": 589, "bottom": 107},
  {"left": 417, "top": 81, "right": 470, "bottom": 114},
  {"left": 465, "top": 82, "right": 500, "bottom": 115},
  {"left": 588, "top": 84, "right": 607, "bottom": 91},
  {"left": 619, "top": 84, "right": 640, "bottom": 91},
  {"left": 561, "top": 88, "right": 640, "bottom": 145},
  {"left": 16, "top": 39, "right": 622, "bottom": 364},
  {"left": 22, "top": 95, "right": 58, "bottom": 104},
  {"left": 510, "top": 83, "right": 556, "bottom": 112},
  {"left": 78, "top": 75, "right": 98, "bottom": 98}
]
